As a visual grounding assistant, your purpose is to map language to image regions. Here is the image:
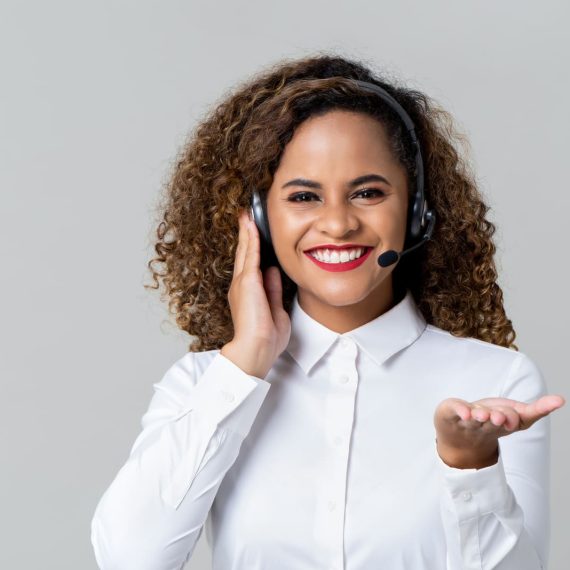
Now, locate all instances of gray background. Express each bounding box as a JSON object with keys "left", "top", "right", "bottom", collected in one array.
[{"left": 1, "top": 1, "right": 568, "bottom": 568}]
